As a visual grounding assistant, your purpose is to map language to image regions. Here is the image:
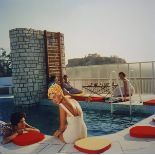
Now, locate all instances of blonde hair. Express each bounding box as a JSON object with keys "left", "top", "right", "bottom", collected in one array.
[{"left": 48, "top": 83, "right": 64, "bottom": 98}]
